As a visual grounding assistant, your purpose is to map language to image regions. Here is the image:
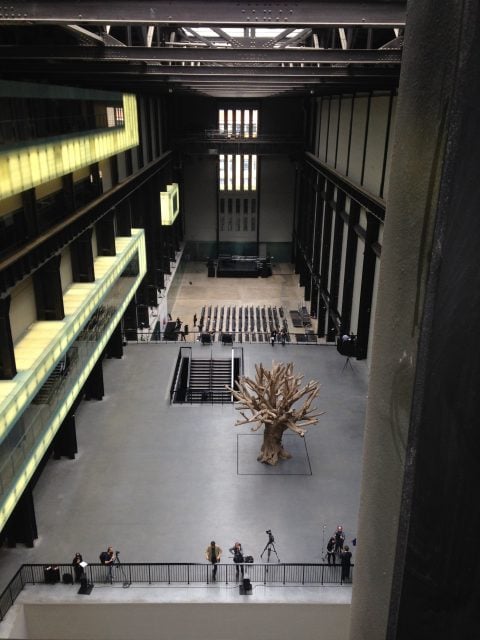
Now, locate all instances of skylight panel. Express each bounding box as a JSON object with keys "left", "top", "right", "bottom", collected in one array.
[
  {"left": 287, "top": 29, "right": 304, "bottom": 38},
  {"left": 191, "top": 27, "right": 217, "bottom": 37},
  {"left": 255, "top": 28, "right": 286, "bottom": 38},
  {"left": 221, "top": 28, "right": 244, "bottom": 37}
]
